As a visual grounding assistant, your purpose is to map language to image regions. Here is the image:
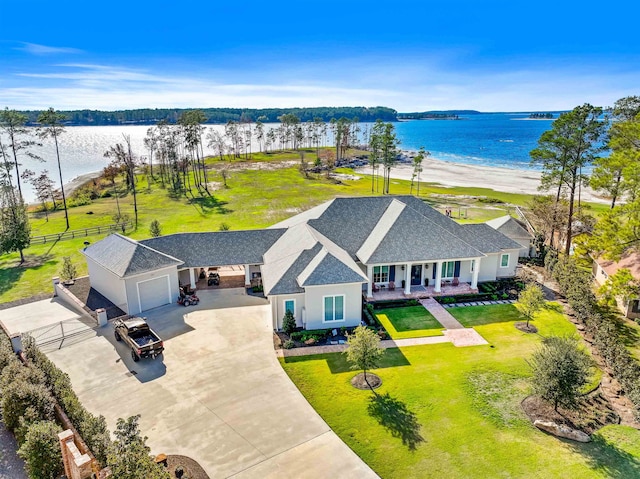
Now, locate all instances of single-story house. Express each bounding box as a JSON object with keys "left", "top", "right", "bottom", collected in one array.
[
  {"left": 592, "top": 252, "right": 640, "bottom": 320},
  {"left": 83, "top": 196, "right": 522, "bottom": 330},
  {"left": 486, "top": 215, "right": 534, "bottom": 257}
]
